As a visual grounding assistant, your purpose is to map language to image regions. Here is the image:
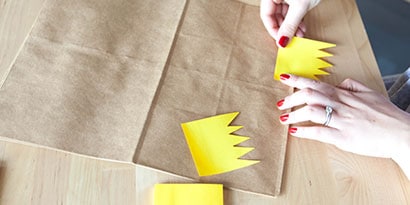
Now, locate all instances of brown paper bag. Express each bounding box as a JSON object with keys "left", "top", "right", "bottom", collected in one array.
[{"left": 0, "top": 0, "right": 290, "bottom": 196}]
